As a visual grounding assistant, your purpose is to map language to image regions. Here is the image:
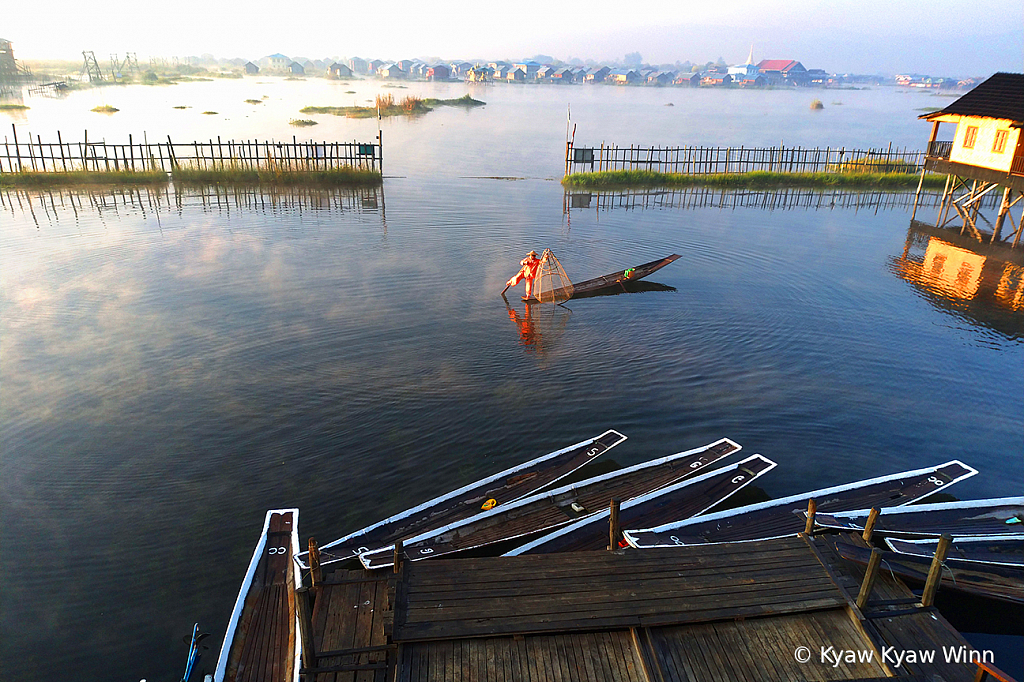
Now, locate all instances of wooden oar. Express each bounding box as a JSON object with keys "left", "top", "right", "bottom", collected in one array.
[{"left": 501, "top": 283, "right": 511, "bottom": 295}]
